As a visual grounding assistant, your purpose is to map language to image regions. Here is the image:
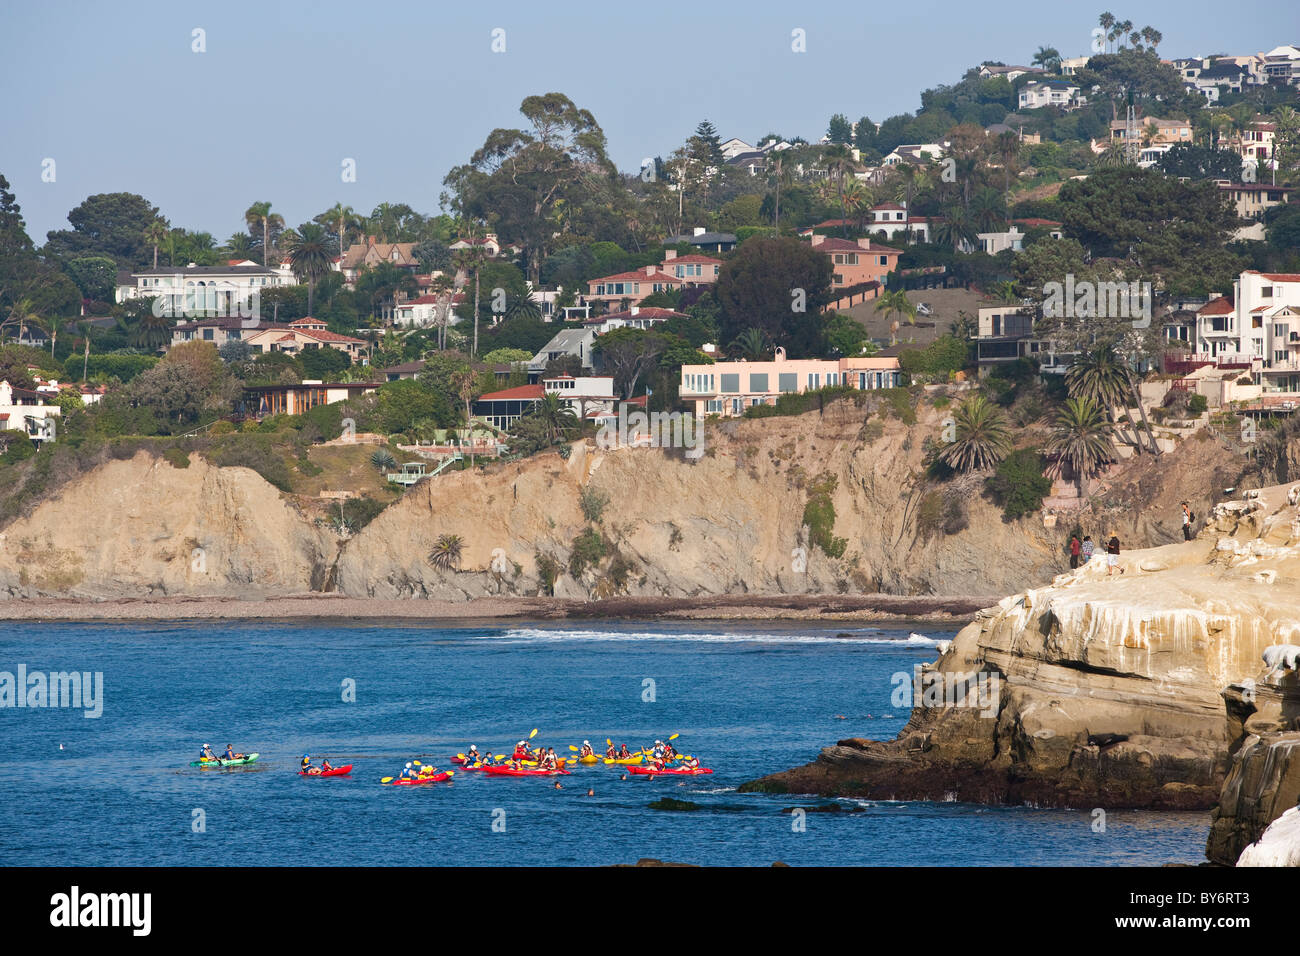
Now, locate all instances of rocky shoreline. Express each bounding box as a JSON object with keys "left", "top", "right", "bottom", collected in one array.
[
  {"left": 742, "top": 483, "right": 1300, "bottom": 863},
  {"left": 0, "top": 591, "right": 993, "bottom": 623}
]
